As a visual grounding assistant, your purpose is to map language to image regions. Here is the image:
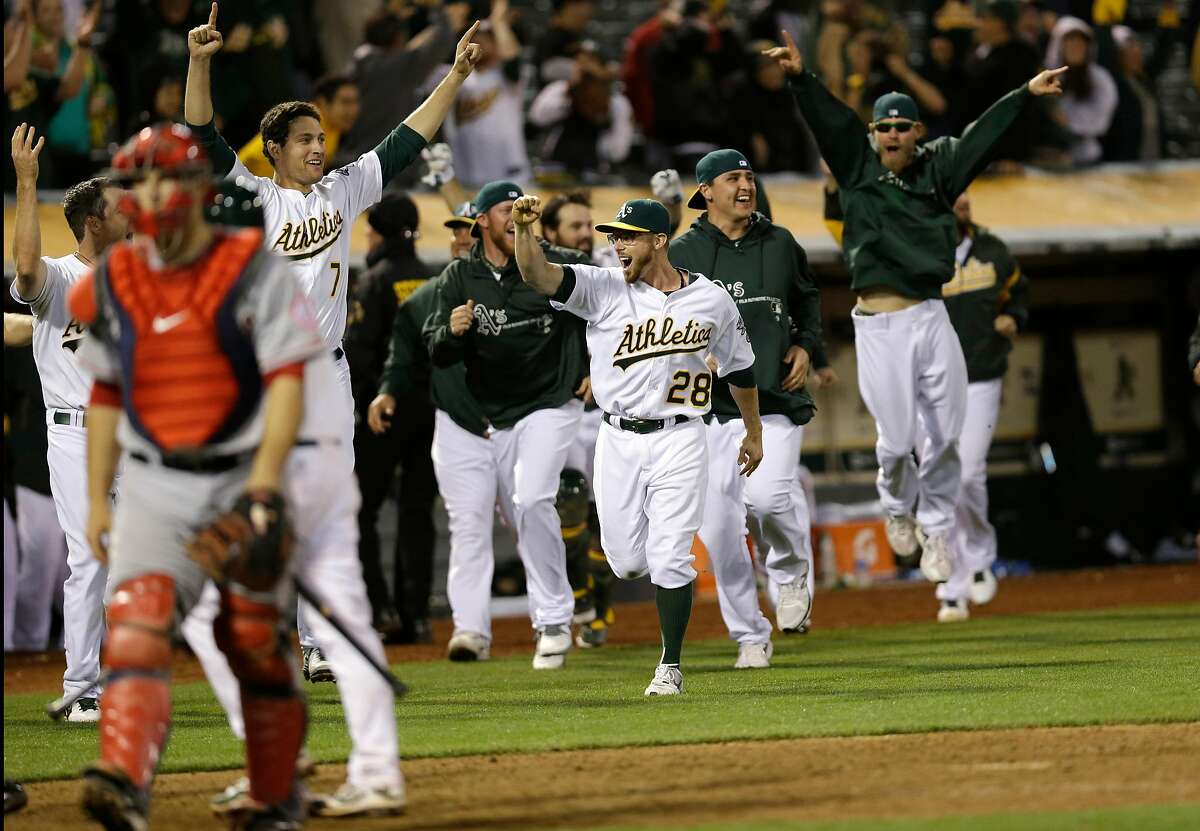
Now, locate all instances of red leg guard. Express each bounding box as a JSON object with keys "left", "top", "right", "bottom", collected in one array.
[
  {"left": 98, "top": 574, "right": 175, "bottom": 790},
  {"left": 214, "top": 588, "right": 305, "bottom": 806}
]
